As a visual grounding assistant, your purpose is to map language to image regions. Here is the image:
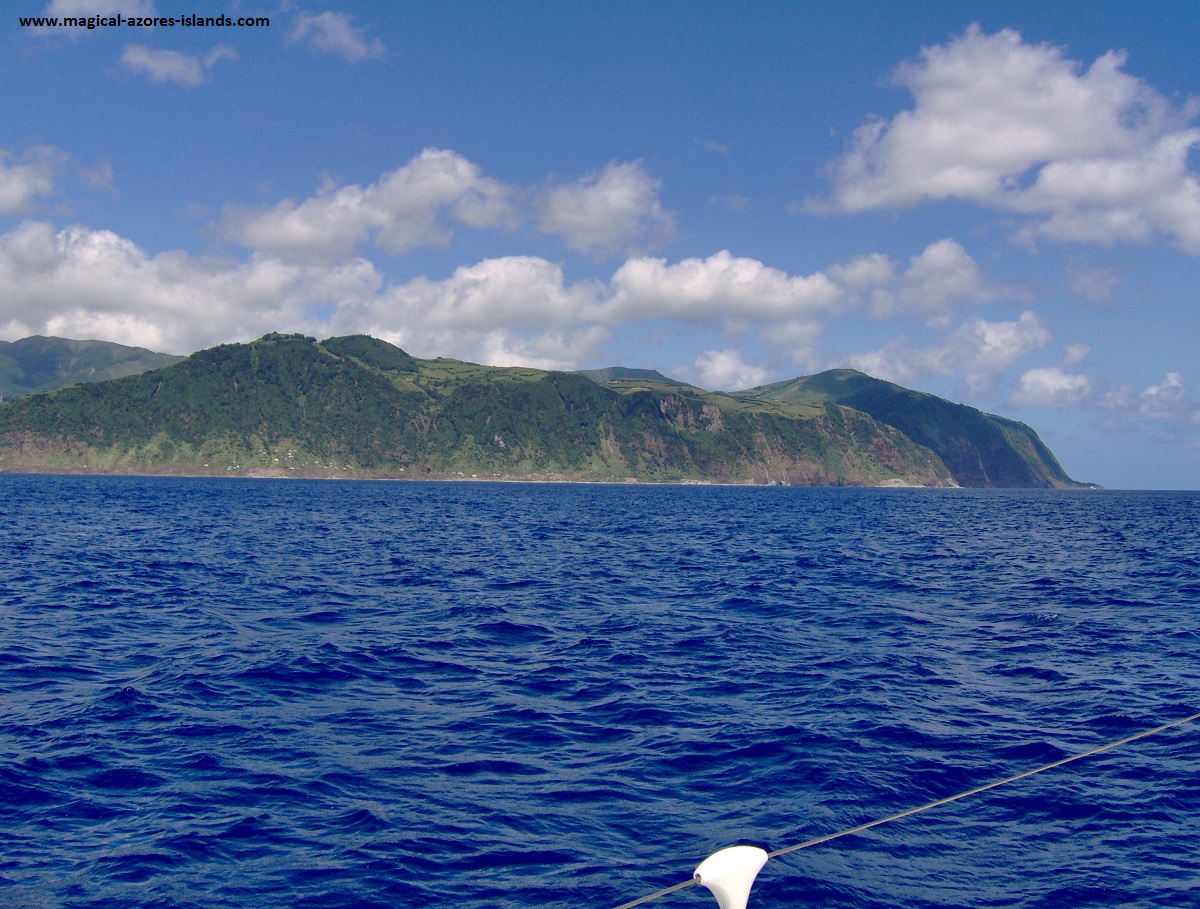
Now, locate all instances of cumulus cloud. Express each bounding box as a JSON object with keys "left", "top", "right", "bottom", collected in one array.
[
  {"left": 343, "top": 256, "right": 603, "bottom": 335},
  {"left": 765, "top": 320, "right": 824, "bottom": 368},
  {"left": 606, "top": 247, "right": 1005, "bottom": 371},
  {"left": 1136, "top": 372, "right": 1189, "bottom": 419},
  {"left": 688, "top": 348, "right": 769, "bottom": 391},
  {"left": 327, "top": 257, "right": 611, "bottom": 369},
  {"left": 0, "top": 147, "right": 59, "bottom": 213},
  {"left": 121, "top": 44, "right": 238, "bottom": 87},
  {"left": 362, "top": 246, "right": 940, "bottom": 372},
  {"left": 29, "top": 0, "right": 152, "bottom": 38},
  {"left": 0, "top": 220, "right": 610, "bottom": 368},
  {"left": 225, "top": 152, "right": 675, "bottom": 263},
  {"left": 0, "top": 203, "right": 1021, "bottom": 394},
  {"left": 0, "top": 218, "right": 741, "bottom": 370},
  {"left": 471, "top": 326, "right": 612, "bottom": 372},
  {"left": 819, "top": 25, "right": 1200, "bottom": 252},
  {"left": 1009, "top": 345, "right": 1198, "bottom": 441},
  {"left": 825, "top": 239, "right": 1008, "bottom": 322},
  {"left": 536, "top": 161, "right": 675, "bottom": 255},
  {"left": 895, "top": 239, "right": 991, "bottom": 316},
  {"left": 1012, "top": 366, "right": 1094, "bottom": 406},
  {"left": 0, "top": 220, "right": 381, "bottom": 353},
  {"left": 826, "top": 251, "right": 895, "bottom": 290},
  {"left": 847, "top": 311, "right": 1051, "bottom": 393},
  {"left": 290, "top": 11, "right": 384, "bottom": 63},
  {"left": 45, "top": 0, "right": 152, "bottom": 16},
  {"left": 610, "top": 250, "right": 840, "bottom": 324},
  {"left": 224, "top": 149, "right": 518, "bottom": 260},
  {"left": 1095, "top": 371, "right": 1200, "bottom": 436}
]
